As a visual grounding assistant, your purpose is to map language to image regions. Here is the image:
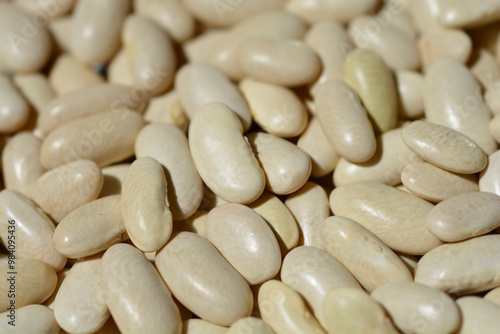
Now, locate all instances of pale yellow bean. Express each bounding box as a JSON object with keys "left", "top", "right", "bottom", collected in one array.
[
  {"left": 13, "top": 73, "right": 55, "bottom": 115},
  {"left": 15, "top": 0, "right": 75, "bottom": 17},
  {"left": 155, "top": 232, "right": 253, "bottom": 326},
  {"left": 122, "top": 15, "right": 176, "bottom": 96},
  {"left": 470, "top": 49, "right": 500, "bottom": 90},
  {"left": 30, "top": 159, "right": 103, "bottom": 222},
  {"left": 258, "top": 280, "right": 326, "bottom": 334},
  {"left": 406, "top": 0, "right": 442, "bottom": 34},
  {"left": 330, "top": 182, "right": 442, "bottom": 255},
  {"left": 101, "top": 243, "right": 181, "bottom": 334},
  {"left": 436, "top": 0, "right": 500, "bottom": 28},
  {"left": 285, "top": 0, "right": 378, "bottom": 24},
  {"left": 372, "top": 281, "right": 460, "bottom": 334},
  {"left": 227, "top": 317, "right": 273, "bottom": 334},
  {"left": 415, "top": 235, "right": 500, "bottom": 294},
  {"left": 0, "top": 304, "right": 60, "bottom": 334},
  {"left": 322, "top": 288, "right": 398, "bottom": 334},
  {"left": 240, "top": 79, "right": 307, "bottom": 138},
  {"left": 484, "top": 287, "right": 500, "bottom": 306},
  {"left": 49, "top": 15, "right": 72, "bottom": 53},
  {"left": 54, "top": 195, "right": 127, "bottom": 259},
  {"left": 135, "top": 123, "right": 204, "bottom": 220},
  {"left": 281, "top": 246, "right": 361, "bottom": 326},
  {"left": 285, "top": 181, "right": 329, "bottom": 249},
  {"left": 456, "top": 297, "right": 500, "bottom": 334},
  {"left": 188, "top": 102, "right": 265, "bottom": 204},
  {"left": 315, "top": 79, "right": 376, "bottom": 162},
  {"left": 183, "top": 29, "right": 228, "bottom": 64},
  {"left": 99, "top": 163, "right": 130, "bottom": 198},
  {"left": 0, "top": 189, "right": 66, "bottom": 271},
  {"left": 54, "top": 256, "right": 109, "bottom": 334},
  {"left": 419, "top": 28, "right": 472, "bottom": 70},
  {"left": 121, "top": 157, "right": 172, "bottom": 252},
  {"left": 181, "top": 319, "right": 227, "bottom": 334},
  {"left": 0, "top": 75, "right": 29, "bottom": 134},
  {"left": 143, "top": 90, "right": 189, "bottom": 133},
  {"left": 40, "top": 109, "right": 145, "bottom": 169},
  {"left": 107, "top": 49, "right": 135, "bottom": 87},
  {"left": 480, "top": 150, "right": 500, "bottom": 195},
  {"left": 2, "top": 131, "right": 45, "bottom": 196},
  {"left": 43, "top": 267, "right": 70, "bottom": 310},
  {"left": 396, "top": 70, "right": 424, "bottom": 119},
  {"left": 321, "top": 216, "right": 412, "bottom": 292}
]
